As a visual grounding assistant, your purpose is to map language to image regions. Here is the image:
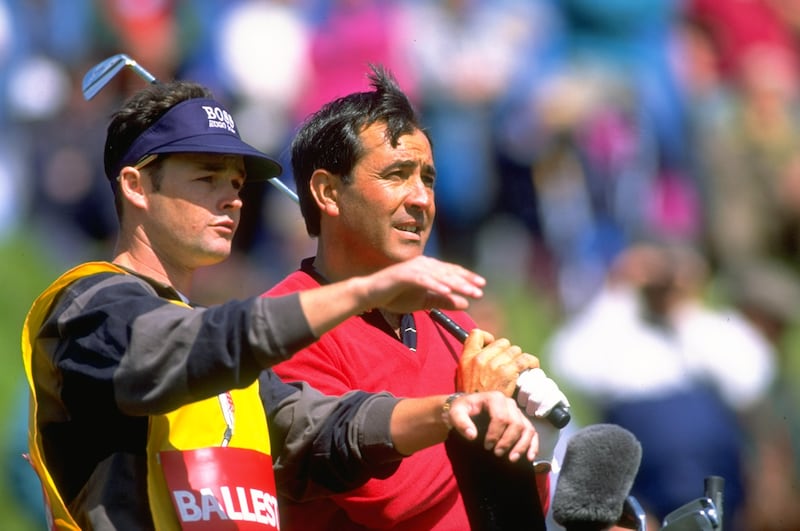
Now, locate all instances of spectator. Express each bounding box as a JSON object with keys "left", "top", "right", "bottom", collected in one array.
[
  {"left": 548, "top": 241, "right": 774, "bottom": 529},
  {"left": 725, "top": 260, "right": 800, "bottom": 531}
]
